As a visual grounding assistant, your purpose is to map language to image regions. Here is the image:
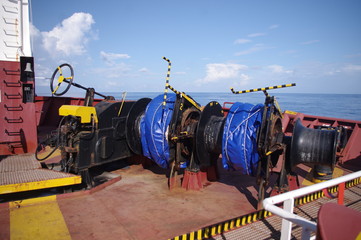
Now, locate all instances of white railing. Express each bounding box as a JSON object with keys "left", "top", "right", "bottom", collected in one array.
[{"left": 263, "top": 170, "right": 361, "bottom": 240}]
